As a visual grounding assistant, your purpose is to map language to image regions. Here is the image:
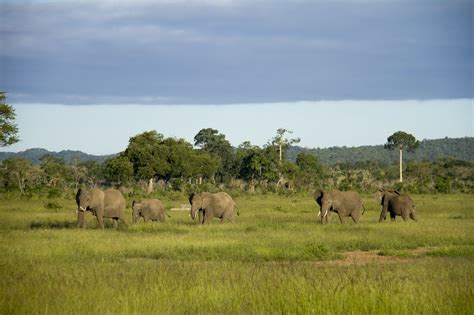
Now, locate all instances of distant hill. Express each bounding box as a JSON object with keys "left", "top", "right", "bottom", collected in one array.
[
  {"left": 1, "top": 137, "right": 472, "bottom": 166},
  {"left": 0, "top": 148, "right": 116, "bottom": 165},
  {"left": 287, "top": 137, "right": 474, "bottom": 165}
]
